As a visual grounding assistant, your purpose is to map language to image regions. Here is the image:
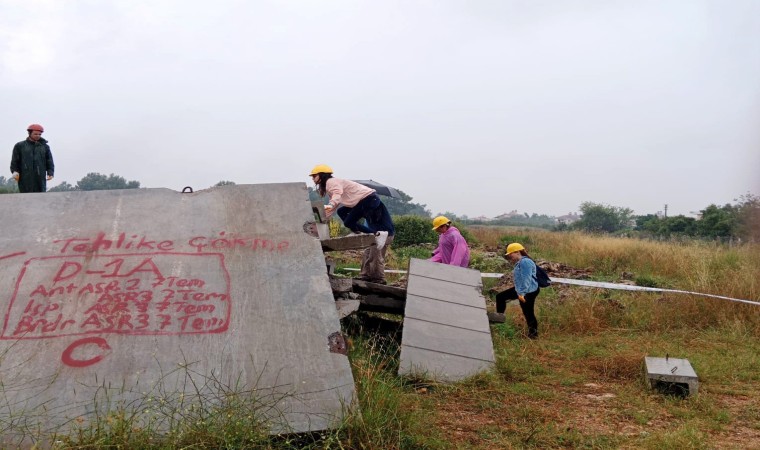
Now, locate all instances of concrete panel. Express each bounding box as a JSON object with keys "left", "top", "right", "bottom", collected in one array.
[
  {"left": 399, "top": 259, "right": 495, "bottom": 382},
  {"left": 645, "top": 356, "right": 699, "bottom": 396},
  {"left": 406, "top": 259, "right": 482, "bottom": 285},
  {"left": 335, "top": 300, "right": 360, "bottom": 319},
  {"left": 405, "top": 296, "right": 490, "bottom": 333},
  {"left": 406, "top": 277, "right": 484, "bottom": 308},
  {"left": 401, "top": 318, "right": 495, "bottom": 361},
  {"left": 0, "top": 184, "right": 355, "bottom": 441},
  {"left": 399, "top": 346, "right": 495, "bottom": 382}
]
